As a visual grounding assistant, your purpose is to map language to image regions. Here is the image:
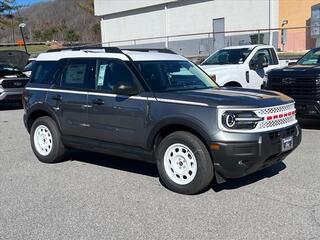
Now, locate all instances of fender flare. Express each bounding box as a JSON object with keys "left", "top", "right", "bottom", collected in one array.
[
  {"left": 146, "top": 116, "right": 211, "bottom": 150},
  {"left": 26, "top": 102, "right": 62, "bottom": 132}
]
